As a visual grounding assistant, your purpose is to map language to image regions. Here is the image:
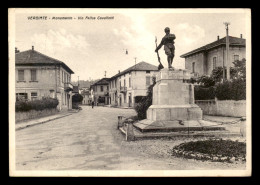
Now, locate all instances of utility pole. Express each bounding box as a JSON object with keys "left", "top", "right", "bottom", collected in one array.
[
  {"left": 134, "top": 57, "right": 137, "bottom": 74},
  {"left": 224, "top": 22, "right": 230, "bottom": 80}
]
